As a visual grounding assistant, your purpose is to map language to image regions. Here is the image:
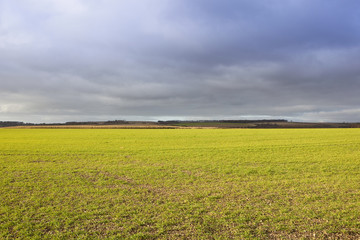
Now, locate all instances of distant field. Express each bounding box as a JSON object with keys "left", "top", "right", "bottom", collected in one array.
[
  {"left": 1, "top": 129, "right": 360, "bottom": 239},
  {"left": 167, "top": 121, "right": 360, "bottom": 129},
  {"left": 8, "top": 124, "right": 177, "bottom": 129}
]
